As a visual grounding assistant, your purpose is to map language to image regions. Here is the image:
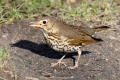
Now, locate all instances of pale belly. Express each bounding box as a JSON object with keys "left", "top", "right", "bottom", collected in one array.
[{"left": 45, "top": 35, "right": 81, "bottom": 52}]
